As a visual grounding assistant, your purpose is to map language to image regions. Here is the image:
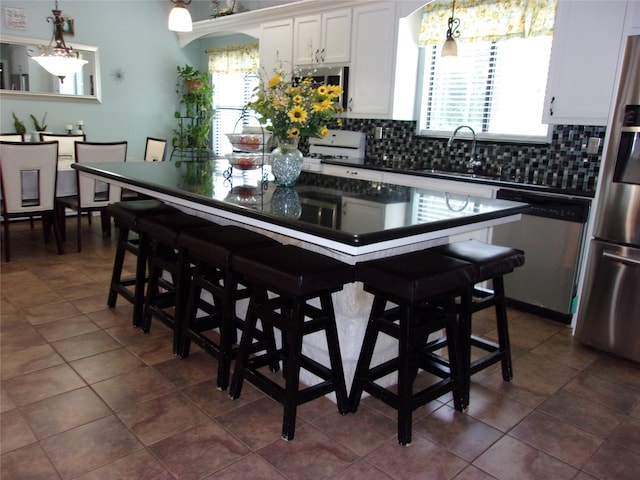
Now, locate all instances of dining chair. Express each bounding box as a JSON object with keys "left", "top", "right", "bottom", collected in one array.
[
  {"left": 0, "top": 133, "right": 24, "bottom": 142},
  {"left": 55, "top": 141, "right": 127, "bottom": 252},
  {"left": 0, "top": 141, "right": 63, "bottom": 262},
  {"left": 144, "top": 137, "right": 168, "bottom": 162},
  {"left": 40, "top": 133, "right": 86, "bottom": 162}
]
